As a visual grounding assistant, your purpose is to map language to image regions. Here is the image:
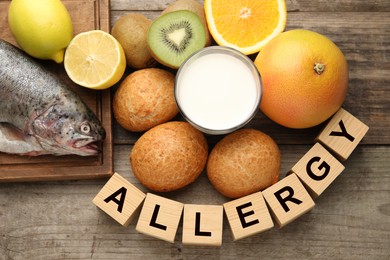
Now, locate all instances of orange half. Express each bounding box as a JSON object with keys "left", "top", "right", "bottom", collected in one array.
[{"left": 205, "top": 0, "right": 287, "bottom": 55}]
